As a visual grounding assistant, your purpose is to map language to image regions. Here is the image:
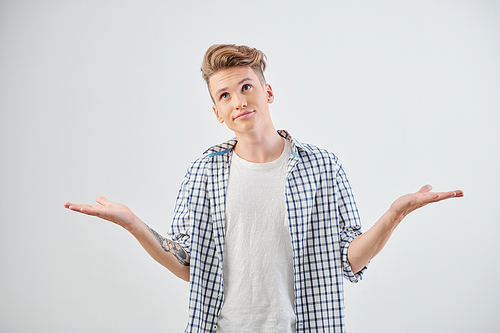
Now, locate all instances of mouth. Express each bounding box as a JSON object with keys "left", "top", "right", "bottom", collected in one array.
[{"left": 234, "top": 110, "right": 254, "bottom": 120}]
